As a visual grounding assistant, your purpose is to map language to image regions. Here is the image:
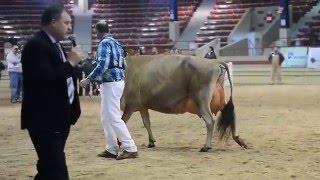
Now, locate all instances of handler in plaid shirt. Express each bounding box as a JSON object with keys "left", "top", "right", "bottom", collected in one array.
[{"left": 80, "top": 21, "right": 137, "bottom": 160}]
